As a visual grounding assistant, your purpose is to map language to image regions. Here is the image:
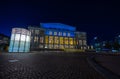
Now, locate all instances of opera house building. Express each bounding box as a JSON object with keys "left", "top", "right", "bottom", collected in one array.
[{"left": 9, "top": 23, "right": 87, "bottom": 52}]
